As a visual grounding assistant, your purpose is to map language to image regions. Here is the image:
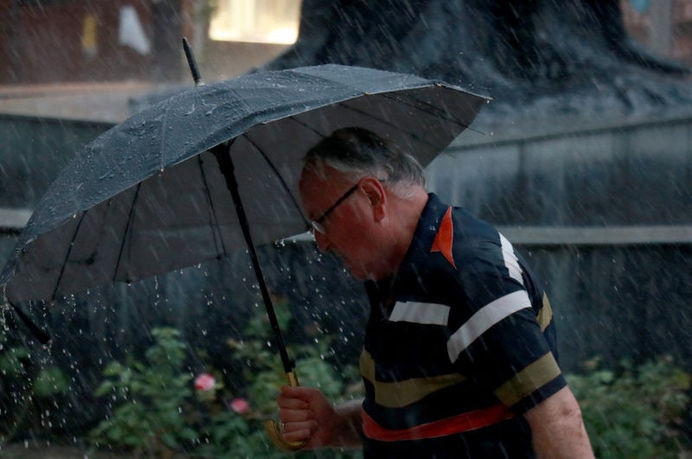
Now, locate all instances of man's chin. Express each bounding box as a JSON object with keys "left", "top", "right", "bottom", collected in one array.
[
  {"left": 344, "top": 262, "right": 366, "bottom": 281},
  {"left": 346, "top": 265, "right": 377, "bottom": 282},
  {"left": 349, "top": 270, "right": 367, "bottom": 281}
]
